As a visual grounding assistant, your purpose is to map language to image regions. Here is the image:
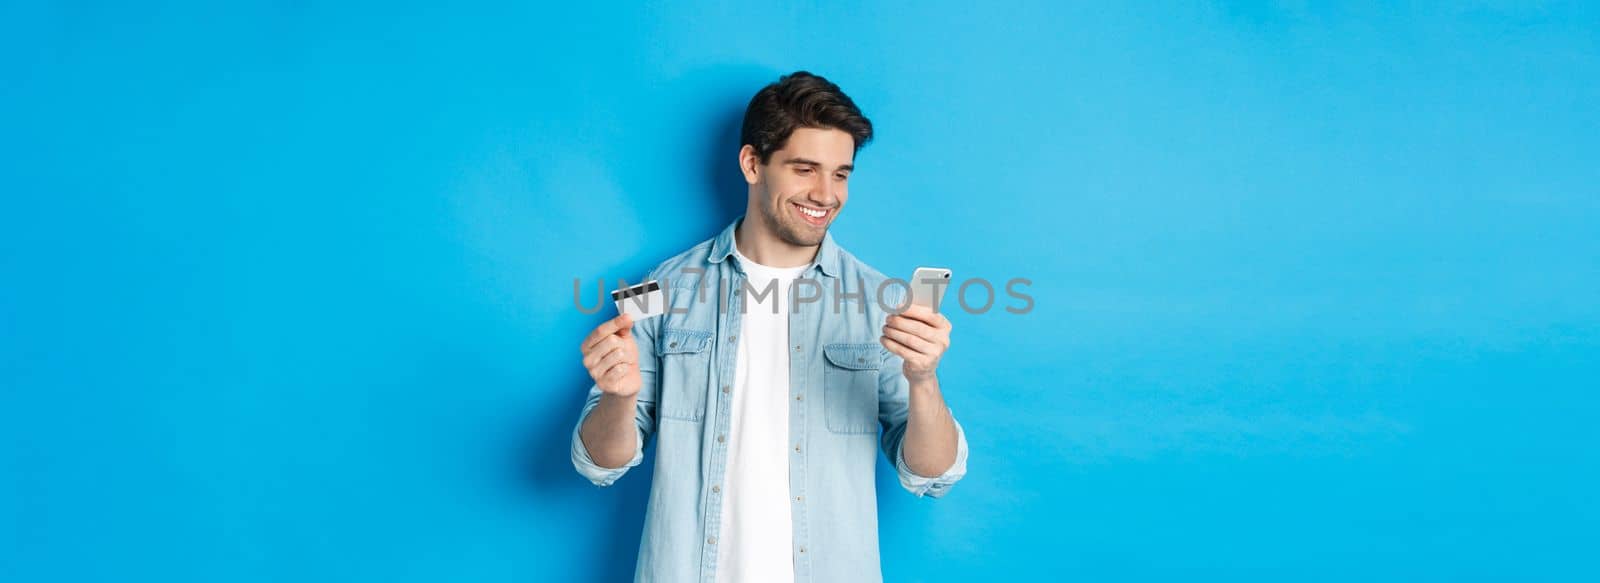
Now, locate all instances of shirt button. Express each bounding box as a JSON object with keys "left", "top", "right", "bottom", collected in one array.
[
  {"left": 668, "top": 341, "right": 678, "bottom": 348},
  {"left": 717, "top": 434, "right": 726, "bottom": 443},
  {"left": 729, "top": 335, "right": 737, "bottom": 342},
  {"left": 795, "top": 394, "right": 803, "bottom": 402},
  {"left": 794, "top": 345, "right": 802, "bottom": 352},
  {"left": 794, "top": 444, "right": 802, "bottom": 453},
  {"left": 794, "top": 495, "right": 803, "bottom": 502},
  {"left": 708, "top": 536, "right": 717, "bottom": 545},
  {"left": 798, "top": 546, "right": 806, "bottom": 553},
  {"left": 722, "top": 385, "right": 731, "bottom": 394},
  {"left": 712, "top": 485, "right": 721, "bottom": 493}
]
